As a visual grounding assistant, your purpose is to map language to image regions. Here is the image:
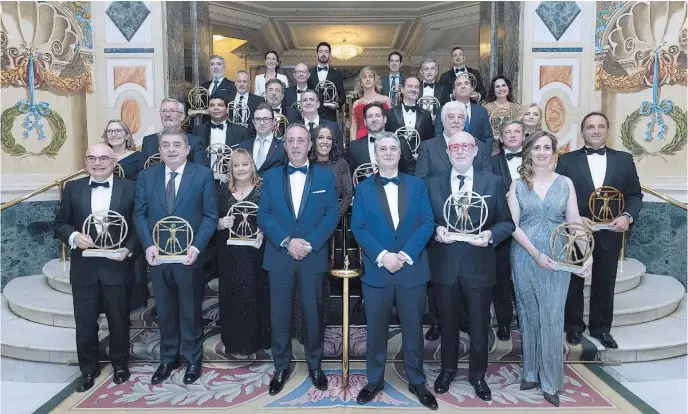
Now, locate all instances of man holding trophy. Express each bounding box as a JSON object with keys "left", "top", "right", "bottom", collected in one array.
[
  {"left": 54, "top": 144, "right": 138, "bottom": 392},
  {"left": 556, "top": 112, "right": 643, "bottom": 349},
  {"left": 425, "top": 131, "right": 514, "bottom": 401},
  {"left": 134, "top": 128, "right": 218, "bottom": 385}
]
